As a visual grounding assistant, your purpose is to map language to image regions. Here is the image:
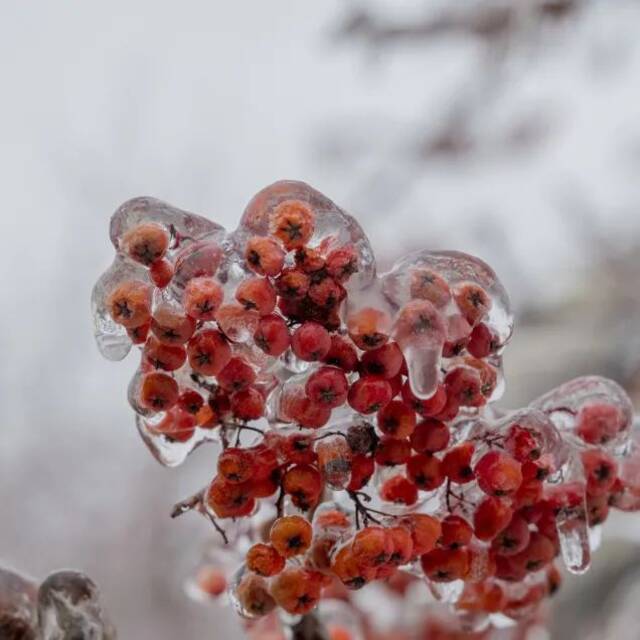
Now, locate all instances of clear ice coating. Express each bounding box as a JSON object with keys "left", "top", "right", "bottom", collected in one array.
[
  {"left": 0, "top": 566, "right": 38, "bottom": 639},
  {"left": 92, "top": 180, "right": 640, "bottom": 634}
]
